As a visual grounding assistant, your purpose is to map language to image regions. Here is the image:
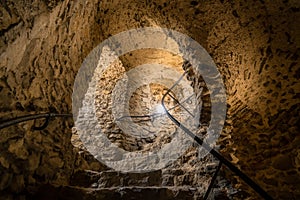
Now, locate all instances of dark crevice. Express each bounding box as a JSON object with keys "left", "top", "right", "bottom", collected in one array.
[{"left": 0, "top": 20, "right": 22, "bottom": 38}]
